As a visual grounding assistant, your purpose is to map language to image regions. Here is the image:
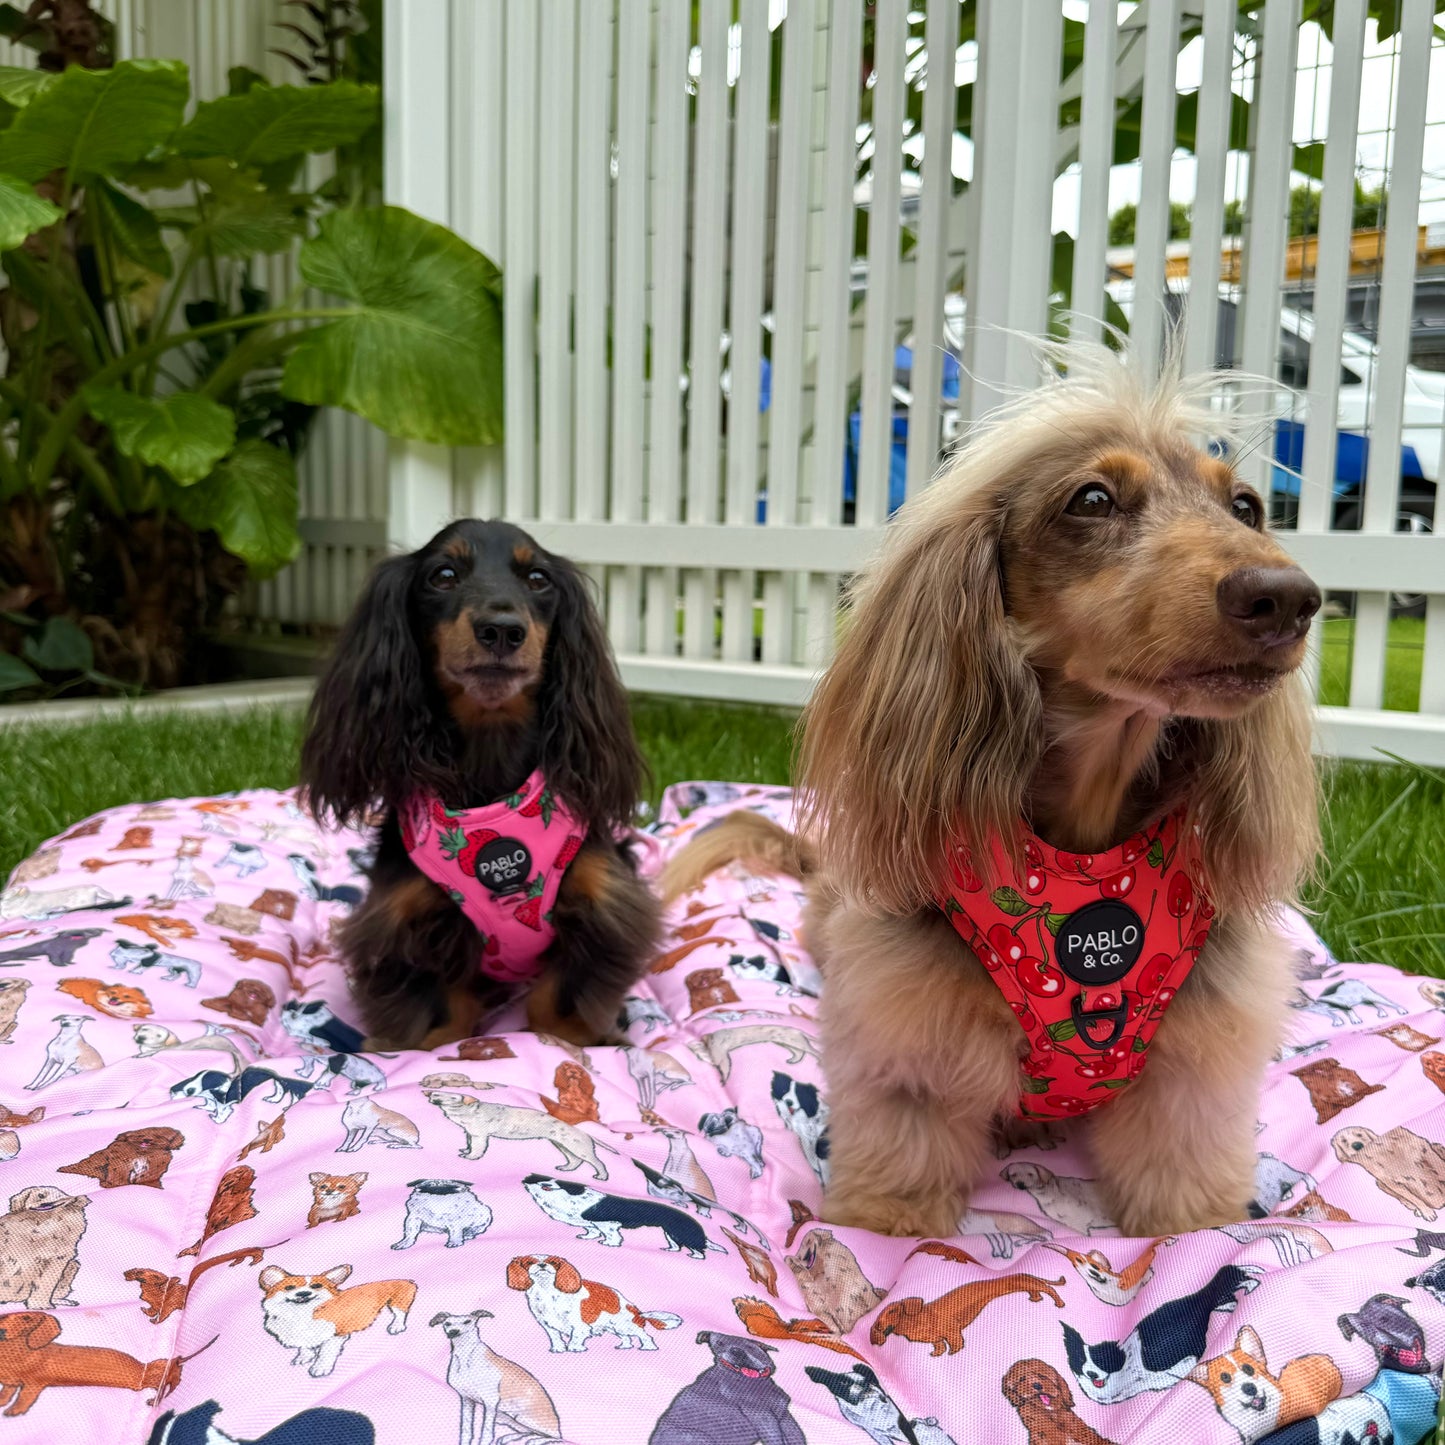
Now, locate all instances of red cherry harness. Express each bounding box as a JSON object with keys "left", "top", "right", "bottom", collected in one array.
[{"left": 940, "top": 810, "right": 1214, "bottom": 1121}]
